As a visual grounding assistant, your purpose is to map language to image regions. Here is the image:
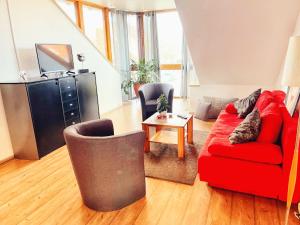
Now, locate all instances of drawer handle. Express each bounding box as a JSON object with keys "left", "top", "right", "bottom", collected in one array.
[
  {"left": 71, "top": 113, "right": 74, "bottom": 116},
  {"left": 68, "top": 94, "right": 72, "bottom": 97},
  {"left": 69, "top": 103, "right": 73, "bottom": 106}
]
